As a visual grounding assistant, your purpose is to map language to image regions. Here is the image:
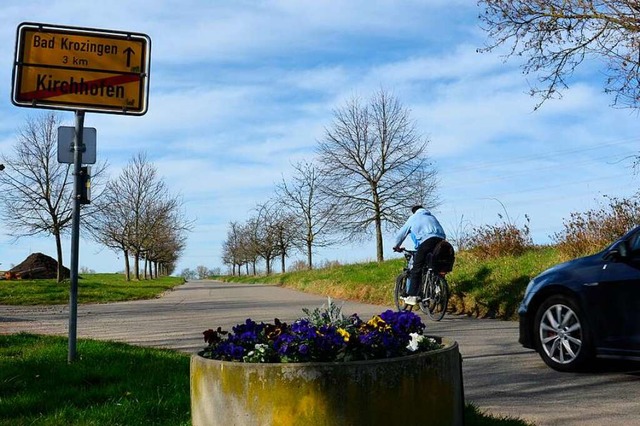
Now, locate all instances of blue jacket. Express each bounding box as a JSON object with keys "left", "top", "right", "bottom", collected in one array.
[{"left": 393, "top": 208, "right": 446, "bottom": 249}]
